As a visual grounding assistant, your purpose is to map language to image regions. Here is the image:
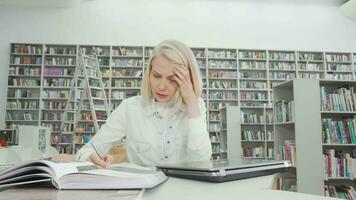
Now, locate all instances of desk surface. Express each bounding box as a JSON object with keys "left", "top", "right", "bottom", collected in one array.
[{"left": 1, "top": 176, "right": 333, "bottom": 200}]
